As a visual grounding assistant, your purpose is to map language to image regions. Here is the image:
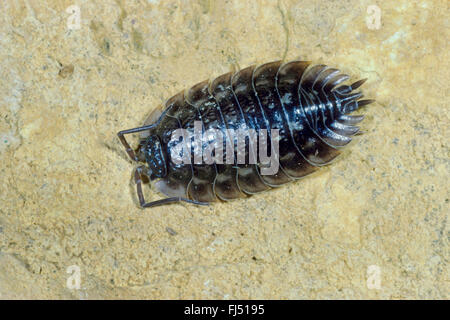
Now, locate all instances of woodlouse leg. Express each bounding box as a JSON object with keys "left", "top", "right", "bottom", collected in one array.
[
  {"left": 117, "top": 124, "right": 159, "bottom": 161},
  {"left": 134, "top": 166, "right": 208, "bottom": 208}
]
